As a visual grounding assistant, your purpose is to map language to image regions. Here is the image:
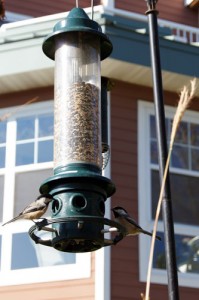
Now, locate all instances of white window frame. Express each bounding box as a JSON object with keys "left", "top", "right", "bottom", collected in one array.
[
  {"left": 138, "top": 100, "right": 199, "bottom": 288},
  {"left": 0, "top": 100, "right": 91, "bottom": 286}
]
